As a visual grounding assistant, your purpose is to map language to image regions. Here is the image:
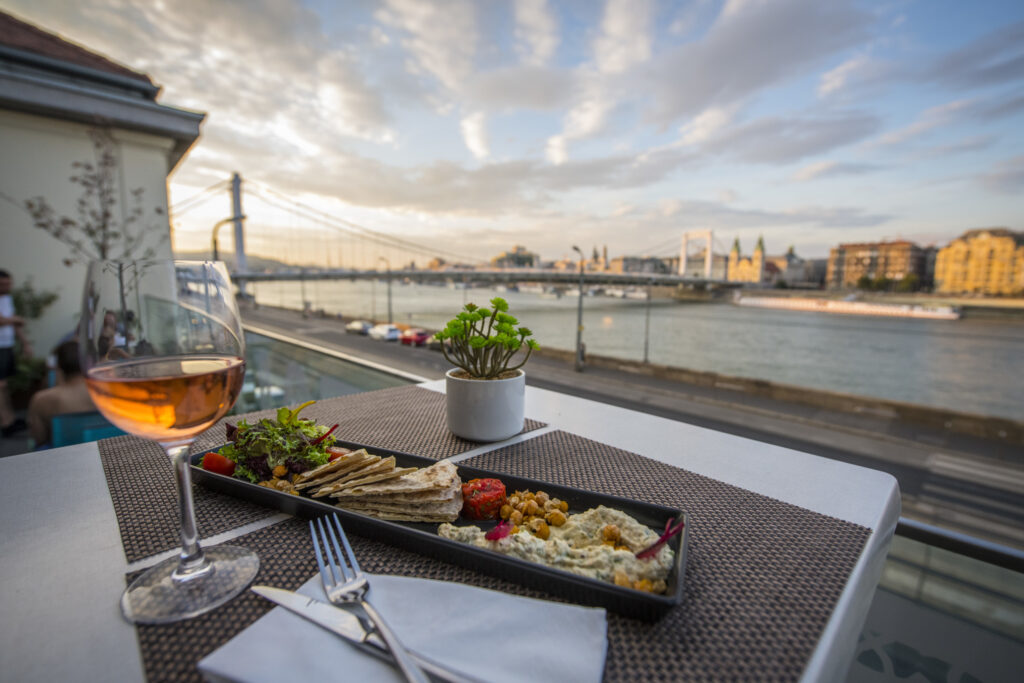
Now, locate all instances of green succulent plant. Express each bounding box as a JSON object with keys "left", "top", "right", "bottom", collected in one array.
[{"left": 434, "top": 297, "right": 539, "bottom": 379}]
